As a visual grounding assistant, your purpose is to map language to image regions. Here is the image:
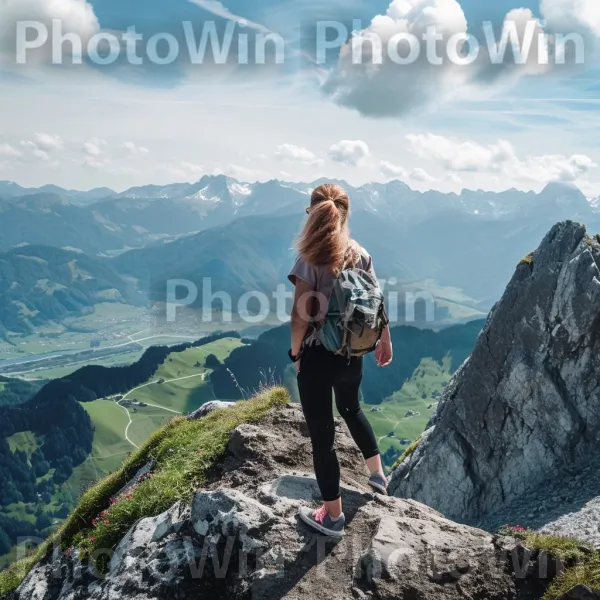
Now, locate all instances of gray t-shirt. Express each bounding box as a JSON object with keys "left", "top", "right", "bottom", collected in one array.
[{"left": 288, "top": 245, "right": 375, "bottom": 322}]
